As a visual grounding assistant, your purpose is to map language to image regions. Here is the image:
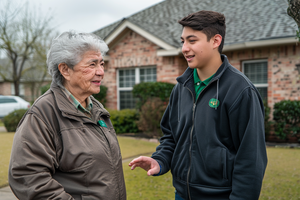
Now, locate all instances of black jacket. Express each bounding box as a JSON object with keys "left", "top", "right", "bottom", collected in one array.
[{"left": 152, "top": 55, "right": 267, "bottom": 200}]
